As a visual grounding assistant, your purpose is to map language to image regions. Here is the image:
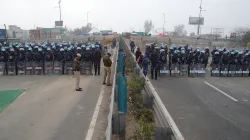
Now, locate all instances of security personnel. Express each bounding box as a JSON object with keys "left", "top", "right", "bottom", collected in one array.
[
  {"left": 130, "top": 40, "right": 135, "bottom": 52},
  {"left": 103, "top": 53, "right": 112, "bottom": 86},
  {"left": 150, "top": 49, "right": 159, "bottom": 80},
  {"left": 93, "top": 45, "right": 102, "bottom": 75},
  {"left": 211, "top": 51, "right": 221, "bottom": 65},
  {"left": 34, "top": 48, "right": 44, "bottom": 62},
  {"left": 73, "top": 53, "right": 82, "bottom": 91},
  {"left": 0, "top": 47, "right": 8, "bottom": 74},
  {"left": 45, "top": 48, "right": 54, "bottom": 62},
  {"left": 18, "top": 48, "right": 26, "bottom": 62},
  {"left": 56, "top": 48, "right": 65, "bottom": 61},
  {"left": 26, "top": 47, "right": 34, "bottom": 62}
]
